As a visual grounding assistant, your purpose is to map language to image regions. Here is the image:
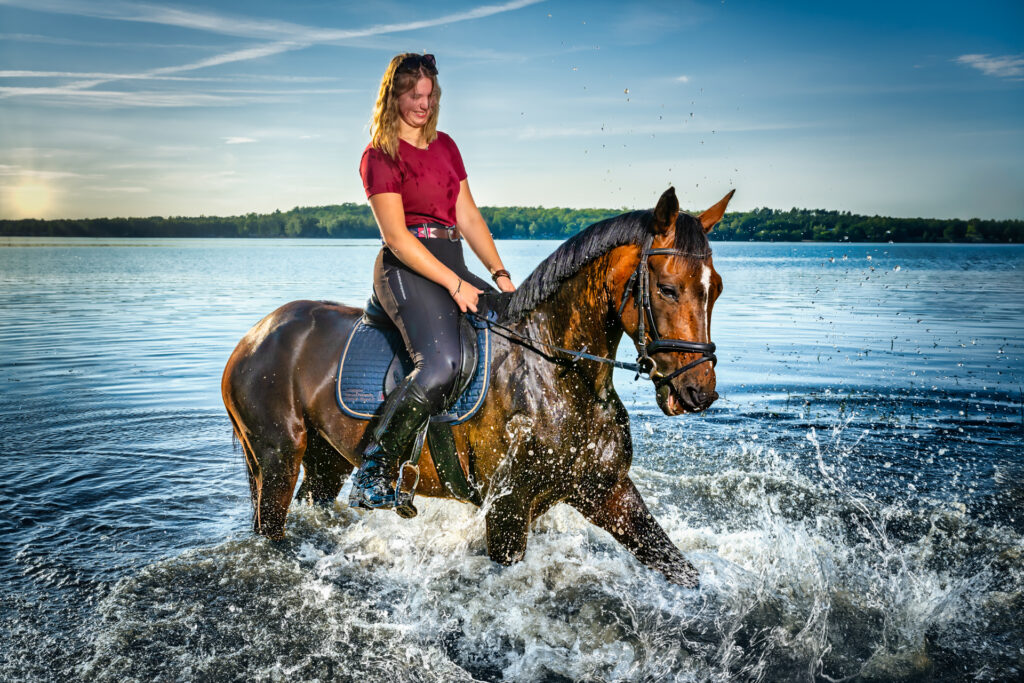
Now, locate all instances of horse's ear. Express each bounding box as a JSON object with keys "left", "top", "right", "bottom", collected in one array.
[
  {"left": 653, "top": 187, "right": 679, "bottom": 235},
  {"left": 698, "top": 189, "right": 735, "bottom": 233}
]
